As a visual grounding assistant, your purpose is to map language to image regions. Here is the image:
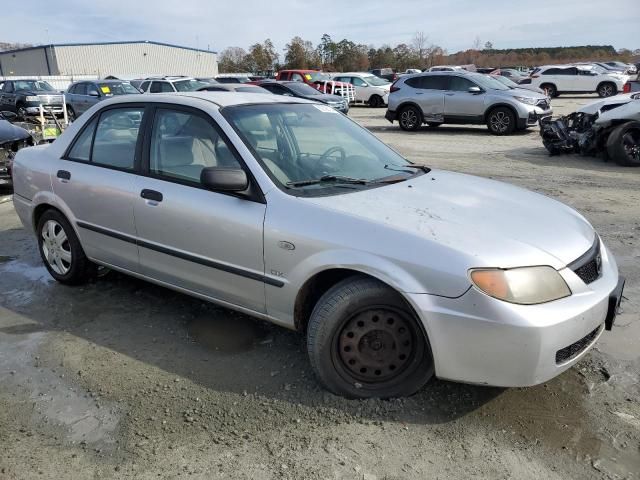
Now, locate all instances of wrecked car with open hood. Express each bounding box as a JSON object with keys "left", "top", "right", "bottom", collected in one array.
[
  {"left": 0, "top": 111, "right": 33, "bottom": 187},
  {"left": 539, "top": 93, "right": 640, "bottom": 166}
]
